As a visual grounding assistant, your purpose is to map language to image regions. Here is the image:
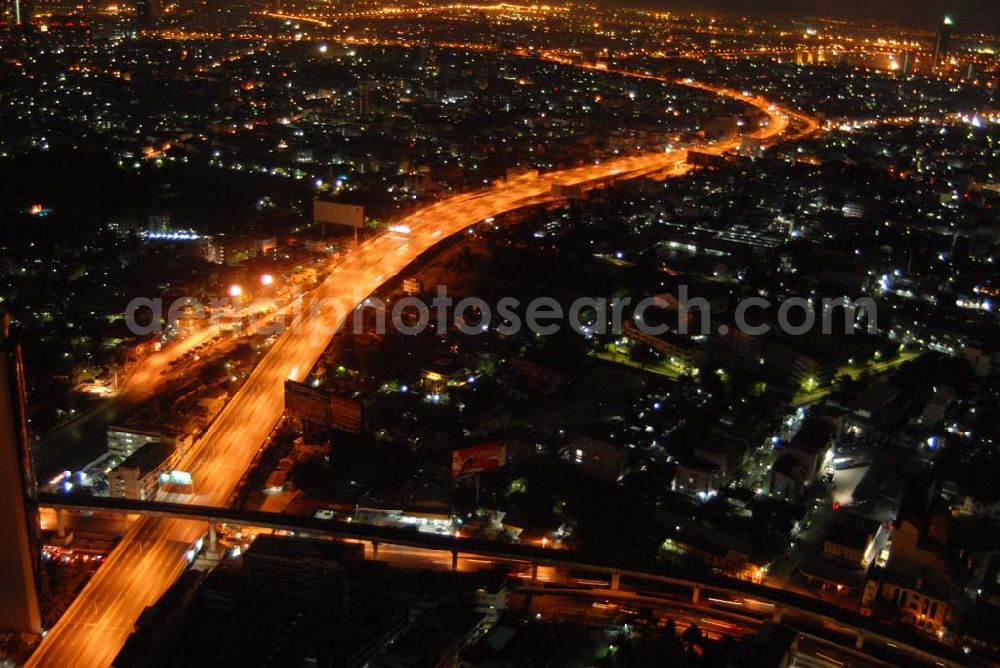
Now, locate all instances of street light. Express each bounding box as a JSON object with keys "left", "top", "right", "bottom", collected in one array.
[
  {"left": 260, "top": 274, "right": 274, "bottom": 286},
  {"left": 228, "top": 284, "right": 243, "bottom": 298}
]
